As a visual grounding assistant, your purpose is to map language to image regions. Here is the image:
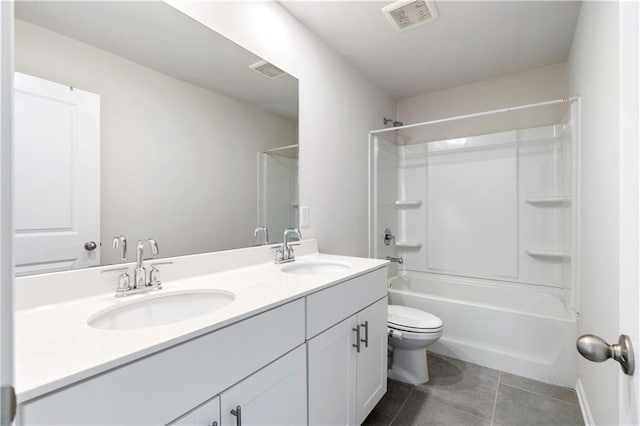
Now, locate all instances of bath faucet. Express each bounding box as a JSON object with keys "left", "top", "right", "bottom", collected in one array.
[
  {"left": 134, "top": 239, "right": 159, "bottom": 289},
  {"left": 254, "top": 226, "right": 269, "bottom": 245},
  {"left": 386, "top": 256, "right": 404, "bottom": 264},
  {"left": 275, "top": 228, "right": 301, "bottom": 264},
  {"left": 102, "top": 238, "right": 170, "bottom": 297}
]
